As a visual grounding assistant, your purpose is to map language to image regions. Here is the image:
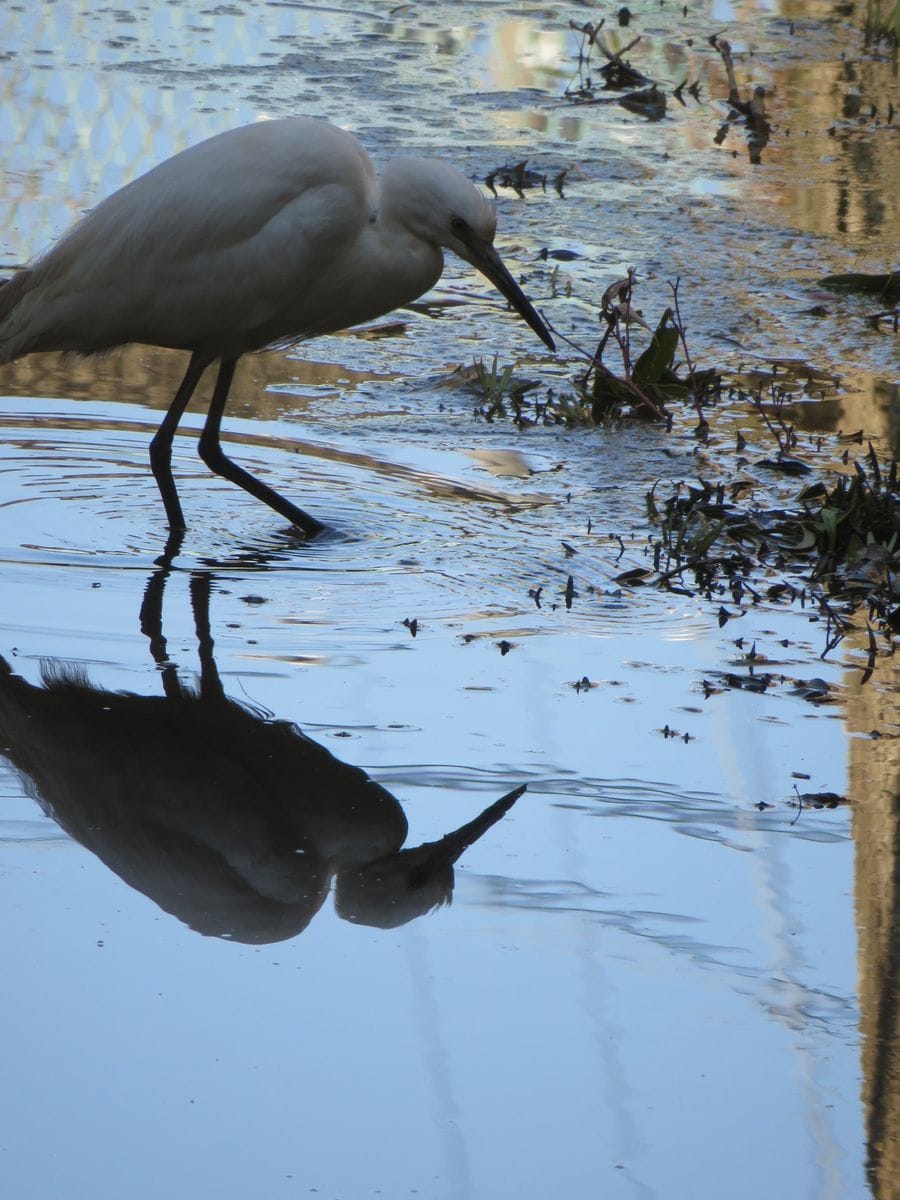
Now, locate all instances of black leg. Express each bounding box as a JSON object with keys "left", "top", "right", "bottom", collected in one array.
[
  {"left": 148, "top": 352, "right": 210, "bottom": 530},
  {"left": 197, "top": 358, "right": 326, "bottom": 538}
]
